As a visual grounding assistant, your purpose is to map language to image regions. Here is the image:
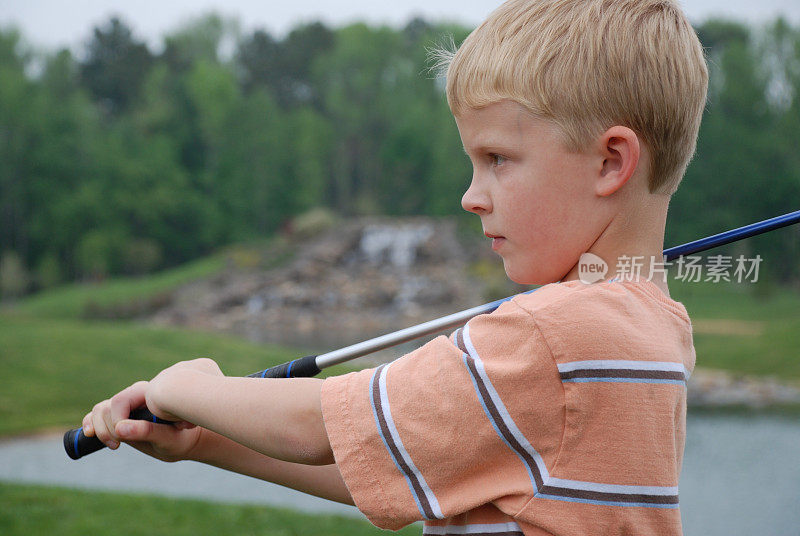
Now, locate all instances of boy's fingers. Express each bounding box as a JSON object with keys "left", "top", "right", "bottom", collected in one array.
[
  {"left": 82, "top": 412, "right": 94, "bottom": 436},
  {"left": 91, "top": 402, "right": 119, "bottom": 449},
  {"left": 115, "top": 419, "right": 154, "bottom": 441},
  {"left": 116, "top": 419, "right": 181, "bottom": 449},
  {"left": 110, "top": 381, "right": 149, "bottom": 425},
  {"left": 99, "top": 402, "right": 120, "bottom": 449}
]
